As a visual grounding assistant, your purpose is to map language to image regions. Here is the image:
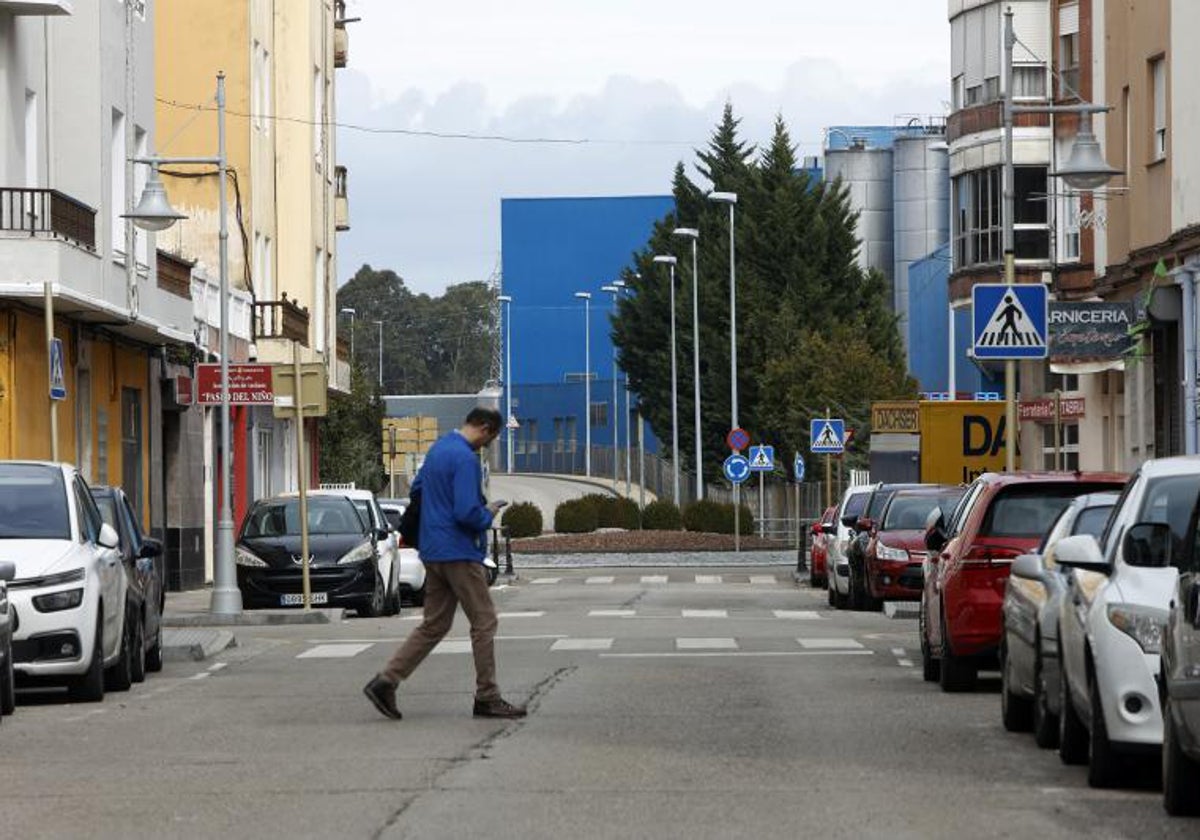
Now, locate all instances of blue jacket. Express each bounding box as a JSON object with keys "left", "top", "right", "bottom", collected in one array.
[{"left": 411, "top": 431, "right": 494, "bottom": 562}]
